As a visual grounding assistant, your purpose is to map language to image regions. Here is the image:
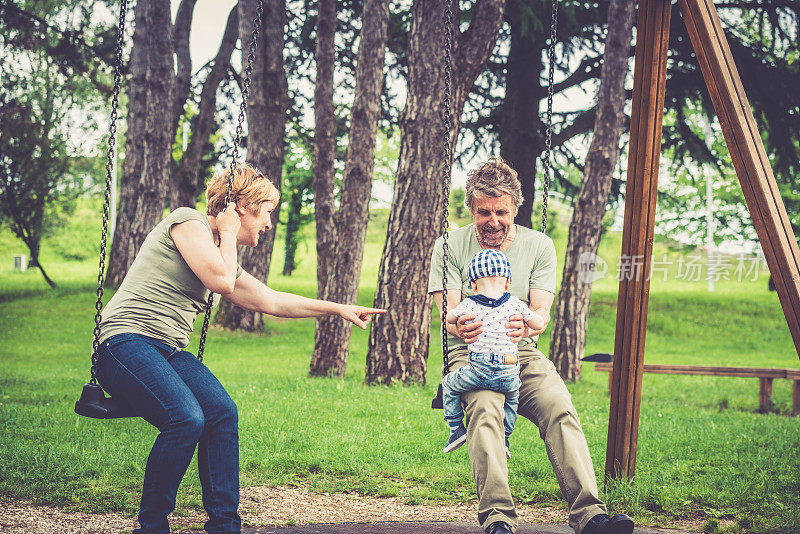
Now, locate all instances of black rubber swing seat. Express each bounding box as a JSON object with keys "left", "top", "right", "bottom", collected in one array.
[
  {"left": 431, "top": 383, "right": 444, "bottom": 409},
  {"left": 75, "top": 382, "right": 137, "bottom": 419}
]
